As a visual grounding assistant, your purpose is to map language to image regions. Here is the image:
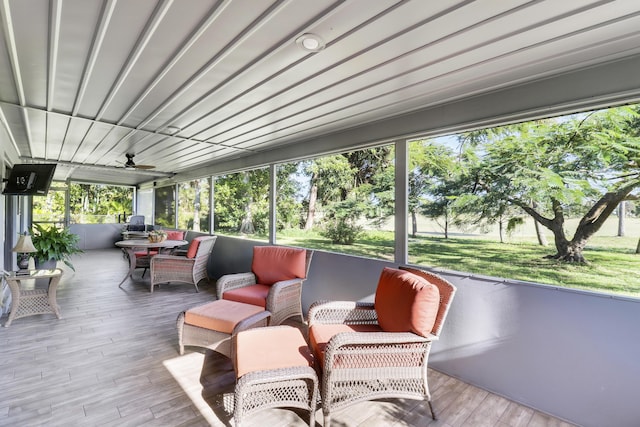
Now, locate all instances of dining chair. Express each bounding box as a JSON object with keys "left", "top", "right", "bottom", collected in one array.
[{"left": 149, "top": 235, "right": 217, "bottom": 292}]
